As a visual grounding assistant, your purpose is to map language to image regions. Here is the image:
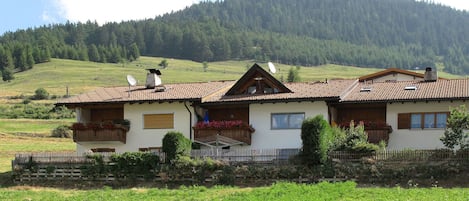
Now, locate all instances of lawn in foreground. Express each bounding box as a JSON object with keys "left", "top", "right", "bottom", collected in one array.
[{"left": 1, "top": 182, "right": 468, "bottom": 201}]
